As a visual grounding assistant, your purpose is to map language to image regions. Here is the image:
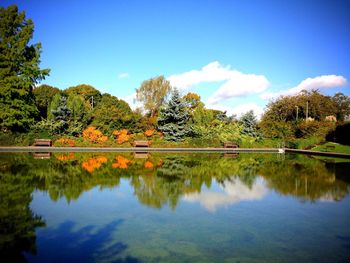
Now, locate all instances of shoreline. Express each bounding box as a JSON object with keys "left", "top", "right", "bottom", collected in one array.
[{"left": 0, "top": 146, "right": 350, "bottom": 158}]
